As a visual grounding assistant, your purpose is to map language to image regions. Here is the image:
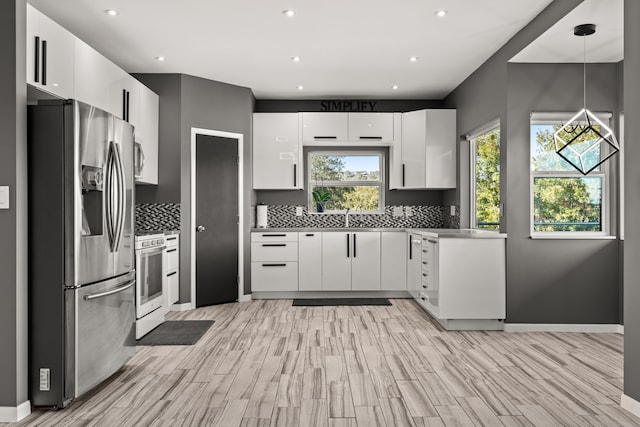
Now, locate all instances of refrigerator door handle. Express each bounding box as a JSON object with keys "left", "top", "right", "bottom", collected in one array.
[
  {"left": 83, "top": 279, "right": 135, "bottom": 301},
  {"left": 111, "top": 141, "right": 126, "bottom": 252},
  {"left": 105, "top": 142, "right": 117, "bottom": 251}
]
